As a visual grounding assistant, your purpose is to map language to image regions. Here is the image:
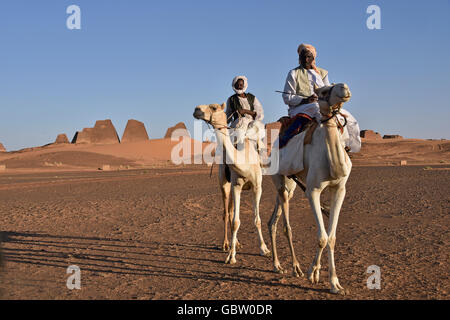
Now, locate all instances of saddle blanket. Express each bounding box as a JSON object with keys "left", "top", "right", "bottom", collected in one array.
[
  {"left": 269, "top": 130, "right": 307, "bottom": 176},
  {"left": 278, "top": 113, "right": 312, "bottom": 149}
]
